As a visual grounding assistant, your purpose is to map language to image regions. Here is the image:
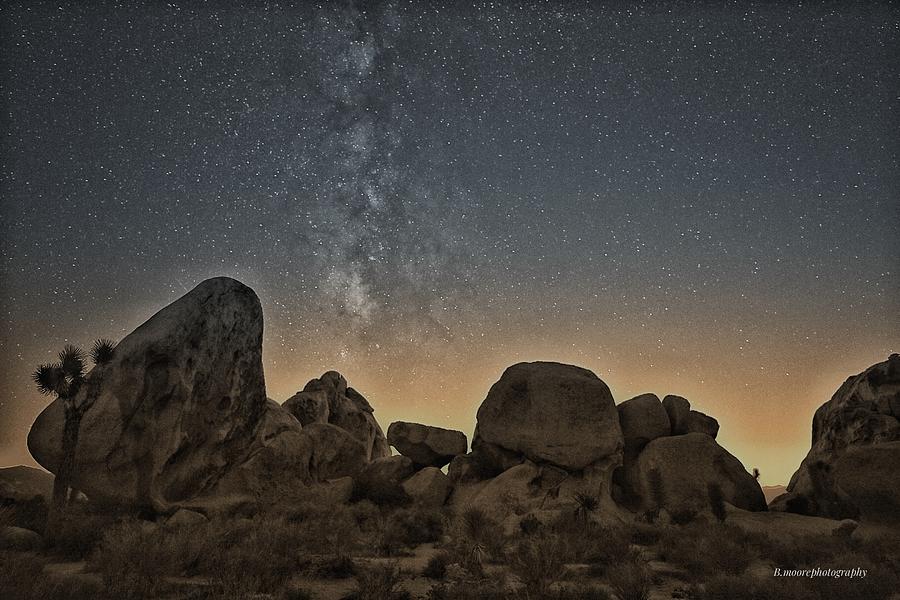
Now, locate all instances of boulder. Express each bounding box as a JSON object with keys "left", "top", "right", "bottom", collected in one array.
[
  {"left": 402, "top": 467, "right": 452, "bottom": 507},
  {"left": 474, "top": 362, "right": 623, "bottom": 471},
  {"left": 27, "top": 277, "right": 279, "bottom": 511},
  {"left": 282, "top": 390, "right": 329, "bottom": 426},
  {"left": 470, "top": 436, "right": 525, "bottom": 474},
  {"left": 778, "top": 356, "right": 900, "bottom": 522},
  {"left": 617, "top": 394, "right": 670, "bottom": 450},
  {"left": 635, "top": 433, "right": 766, "bottom": 513},
  {"left": 662, "top": 395, "right": 691, "bottom": 435},
  {"left": 352, "top": 455, "right": 414, "bottom": 505},
  {"left": 387, "top": 421, "right": 468, "bottom": 468},
  {"left": 284, "top": 371, "right": 391, "bottom": 462},
  {"left": 686, "top": 410, "right": 719, "bottom": 439},
  {"left": 0, "top": 526, "right": 42, "bottom": 551},
  {"left": 302, "top": 423, "right": 369, "bottom": 481}
]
